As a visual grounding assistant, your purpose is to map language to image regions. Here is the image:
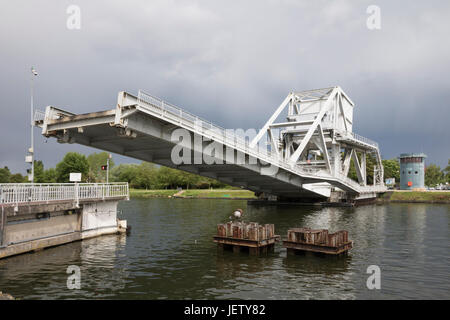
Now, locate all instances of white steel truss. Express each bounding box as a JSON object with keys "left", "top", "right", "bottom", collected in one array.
[
  {"left": 36, "top": 86, "right": 386, "bottom": 201},
  {"left": 251, "top": 86, "right": 385, "bottom": 190}
]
